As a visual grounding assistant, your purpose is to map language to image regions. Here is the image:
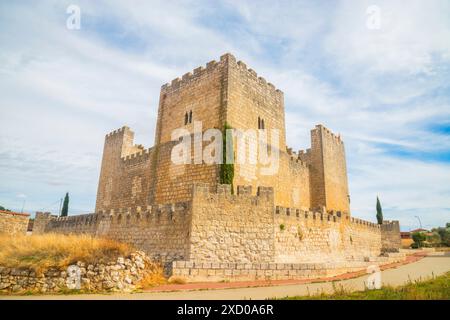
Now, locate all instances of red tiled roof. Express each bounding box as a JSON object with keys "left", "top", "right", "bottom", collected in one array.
[{"left": 410, "top": 228, "right": 428, "bottom": 233}]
